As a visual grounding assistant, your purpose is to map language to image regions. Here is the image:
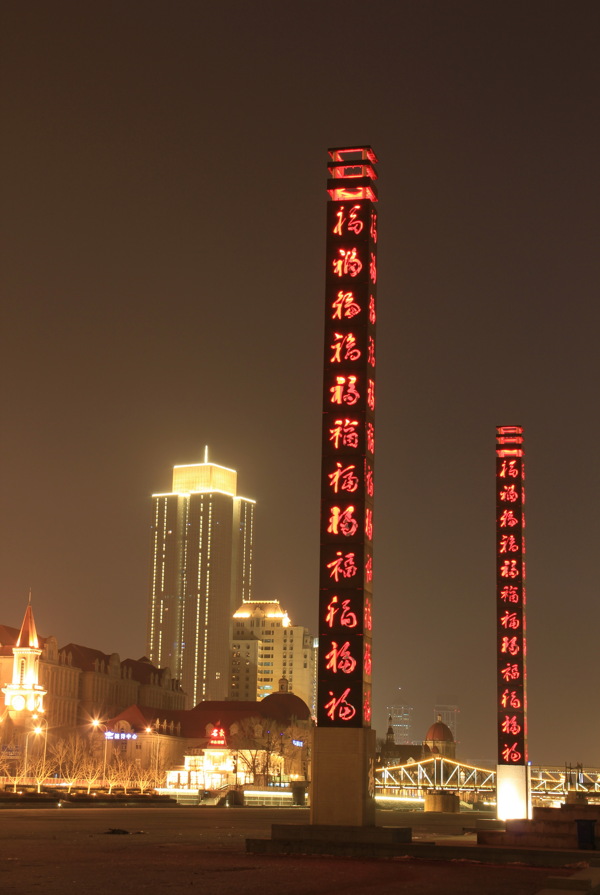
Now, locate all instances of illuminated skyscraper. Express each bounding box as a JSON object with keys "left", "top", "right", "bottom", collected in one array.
[
  {"left": 386, "top": 701, "right": 414, "bottom": 745},
  {"left": 230, "top": 598, "right": 316, "bottom": 712},
  {"left": 147, "top": 453, "right": 254, "bottom": 707}
]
